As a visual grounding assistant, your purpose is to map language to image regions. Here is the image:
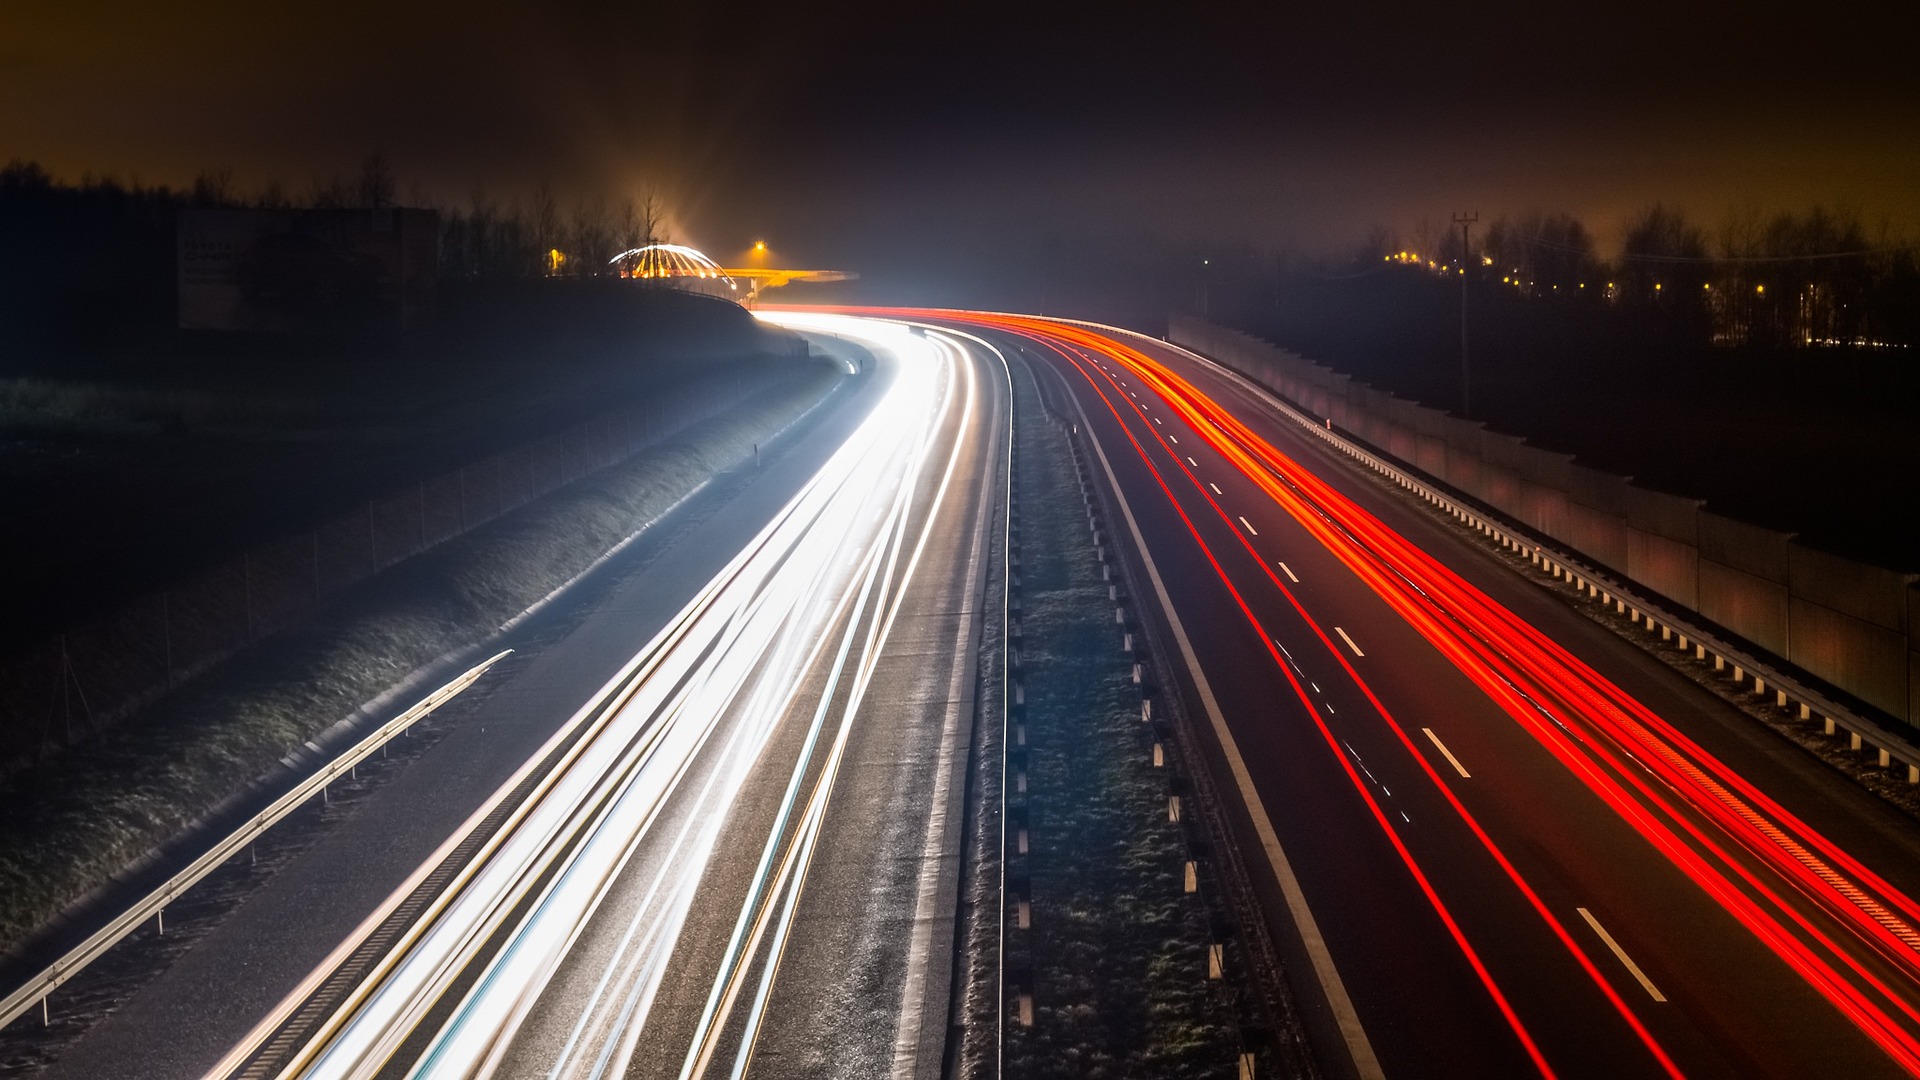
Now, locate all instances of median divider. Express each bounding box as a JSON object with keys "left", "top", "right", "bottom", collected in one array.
[
  {"left": 1061, "top": 387, "right": 1284, "bottom": 1077},
  {"left": 992, "top": 348, "right": 1288, "bottom": 1076},
  {"left": 0, "top": 648, "right": 510, "bottom": 1032}
]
